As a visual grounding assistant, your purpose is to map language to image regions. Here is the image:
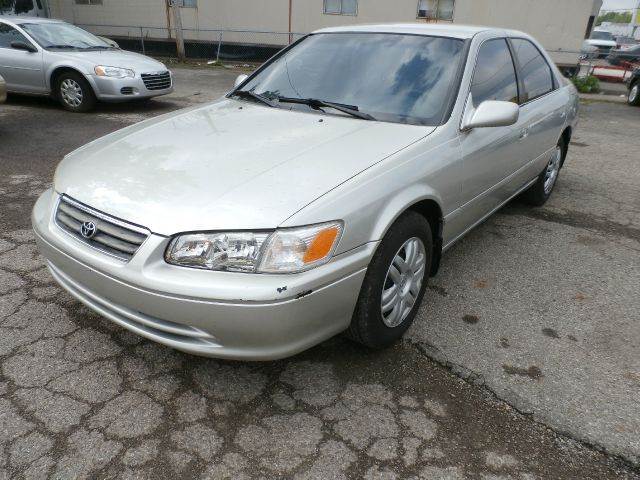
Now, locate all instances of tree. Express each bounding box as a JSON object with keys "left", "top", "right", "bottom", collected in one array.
[
  {"left": 596, "top": 11, "right": 633, "bottom": 26},
  {"left": 0, "top": 0, "right": 14, "bottom": 12}
]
